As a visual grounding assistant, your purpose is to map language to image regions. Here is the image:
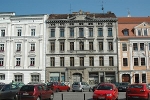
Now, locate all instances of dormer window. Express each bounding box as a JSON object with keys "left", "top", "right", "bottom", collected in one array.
[
  {"left": 123, "top": 29, "right": 129, "bottom": 36},
  {"left": 138, "top": 29, "right": 141, "bottom": 36},
  {"left": 144, "top": 29, "right": 147, "bottom": 36}
]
